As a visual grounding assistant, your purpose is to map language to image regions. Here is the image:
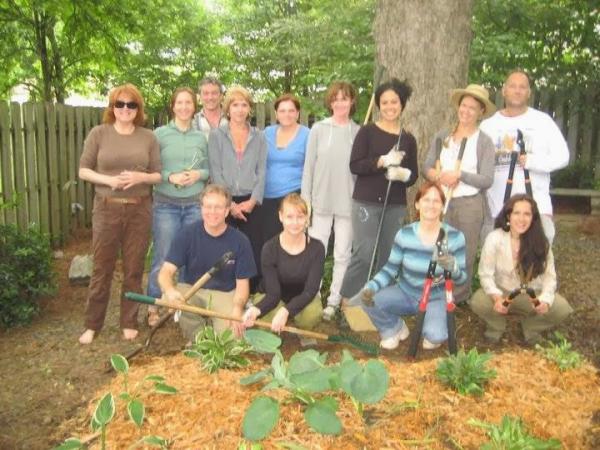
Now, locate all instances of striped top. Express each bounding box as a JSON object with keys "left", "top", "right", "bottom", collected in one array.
[{"left": 366, "top": 222, "right": 467, "bottom": 301}]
